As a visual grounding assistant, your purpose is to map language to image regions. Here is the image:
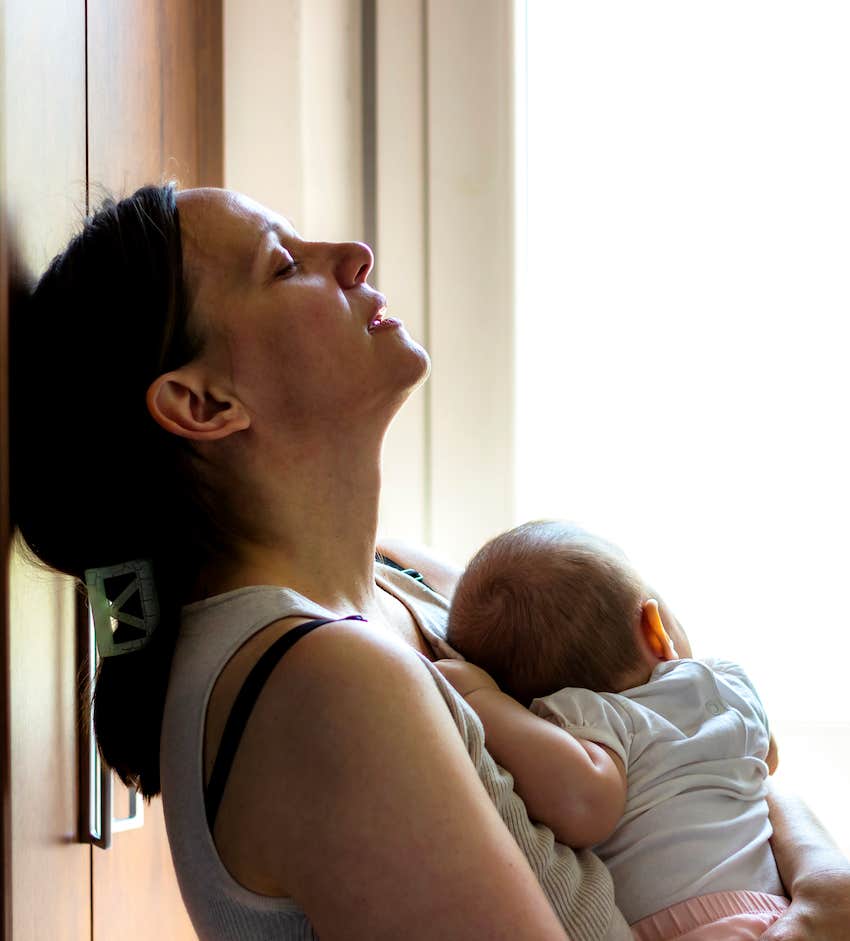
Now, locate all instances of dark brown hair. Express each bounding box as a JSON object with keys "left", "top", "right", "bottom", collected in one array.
[
  {"left": 9, "top": 184, "right": 215, "bottom": 798},
  {"left": 447, "top": 521, "right": 645, "bottom": 703}
]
